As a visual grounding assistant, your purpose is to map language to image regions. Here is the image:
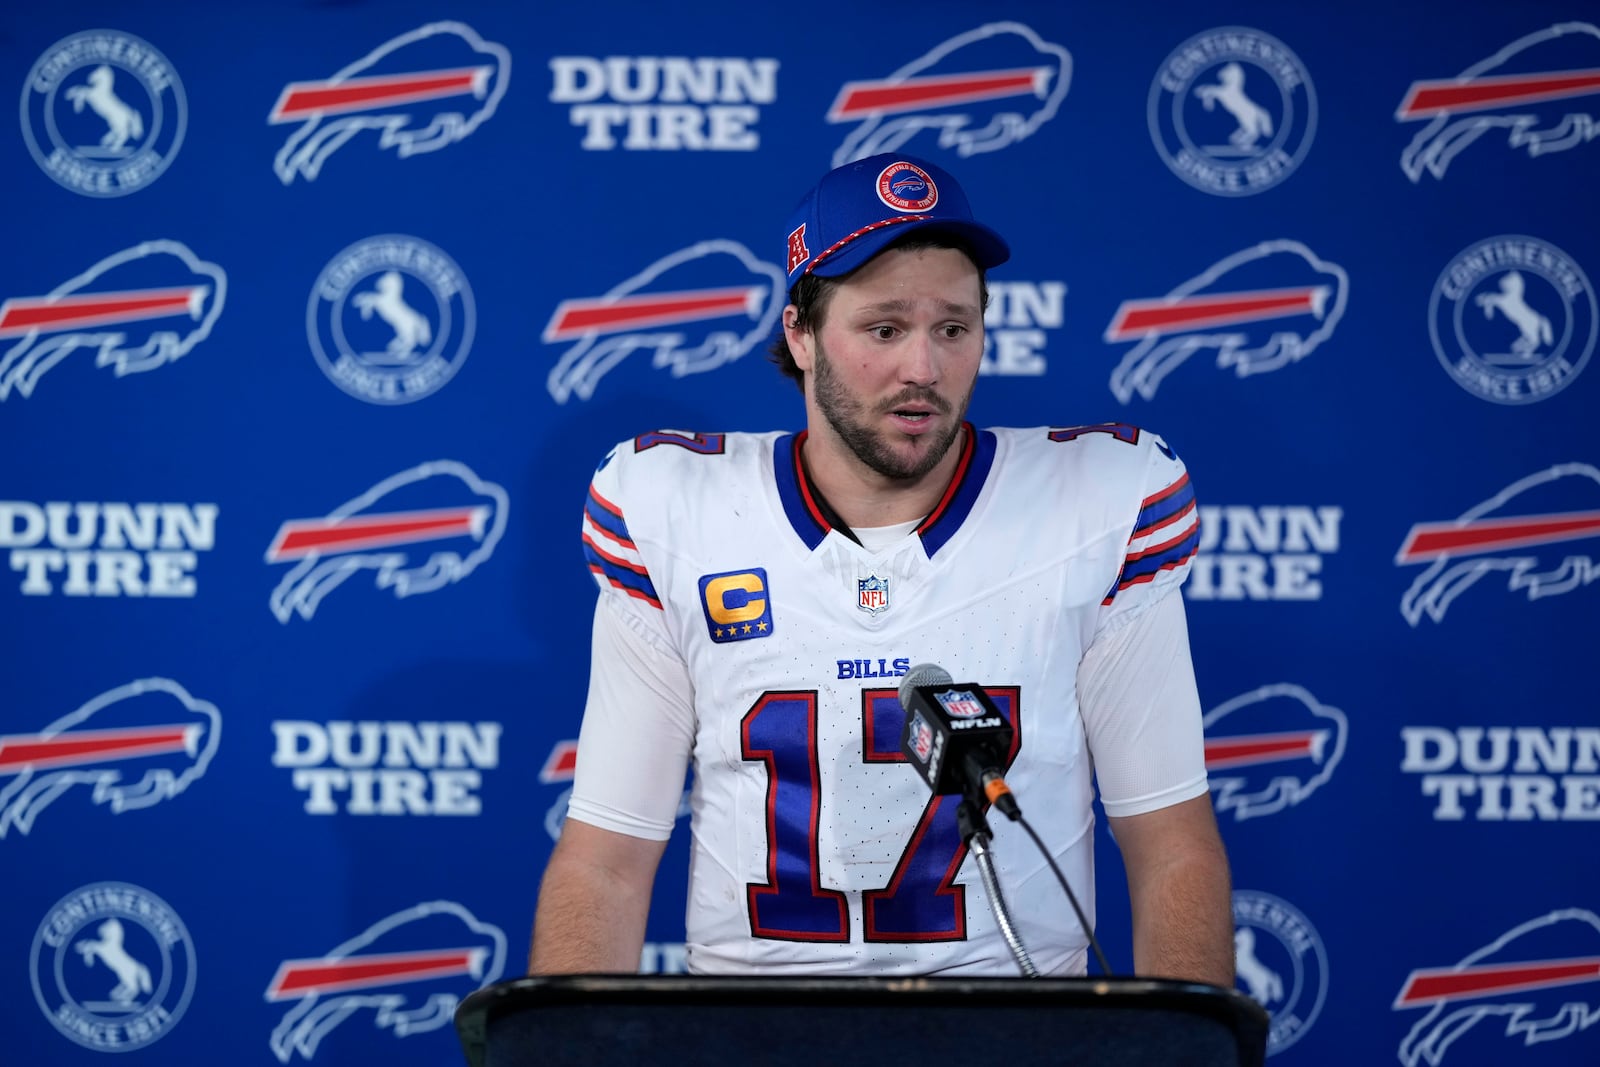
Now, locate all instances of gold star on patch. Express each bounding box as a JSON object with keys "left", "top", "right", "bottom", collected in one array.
[{"left": 742, "top": 623, "right": 753, "bottom": 634}]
